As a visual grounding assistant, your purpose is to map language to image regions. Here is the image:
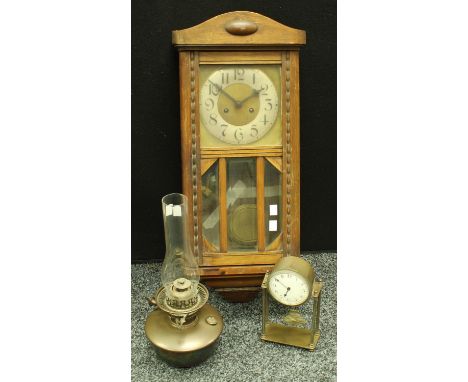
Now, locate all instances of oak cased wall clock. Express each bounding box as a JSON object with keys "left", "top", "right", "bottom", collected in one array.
[{"left": 172, "top": 11, "right": 306, "bottom": 302}]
